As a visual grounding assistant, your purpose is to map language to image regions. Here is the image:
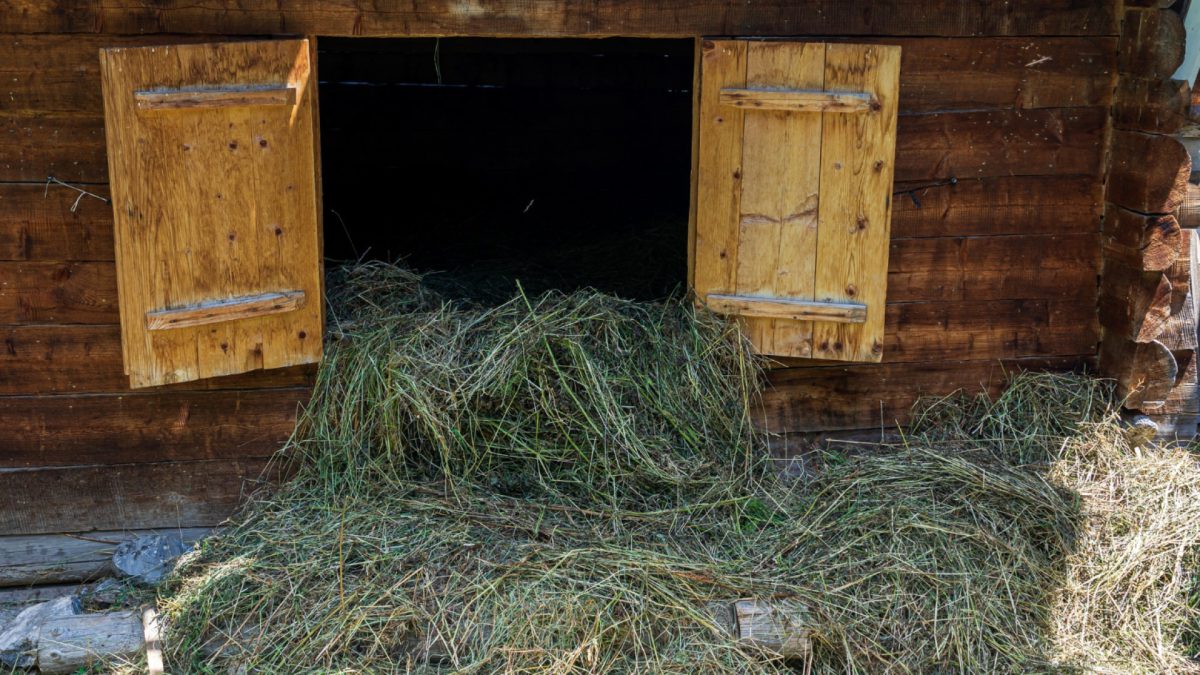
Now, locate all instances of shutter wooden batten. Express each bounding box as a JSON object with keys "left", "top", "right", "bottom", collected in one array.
[
  {"left": 99, "top": 39, "right": 324, "bottom": 388},
  {"left": 694, "top": 40, "right": 900, "bottom": 362}
]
